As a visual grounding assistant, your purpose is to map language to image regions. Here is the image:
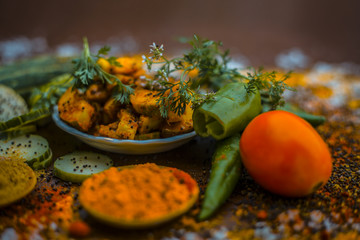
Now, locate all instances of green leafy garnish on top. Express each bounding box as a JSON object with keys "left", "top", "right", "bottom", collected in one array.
[
  {"left": 142, "top": 35, "right": 294, "bottom": 117},
  {"left": 142, "top": 35, "right": 242, "bottom": 117},
  {"left": 72, "top": 38, "right": 133, "bottom": 104},
  {"left": 244, "top": 67, "right": 294, "bottom": 110}
]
